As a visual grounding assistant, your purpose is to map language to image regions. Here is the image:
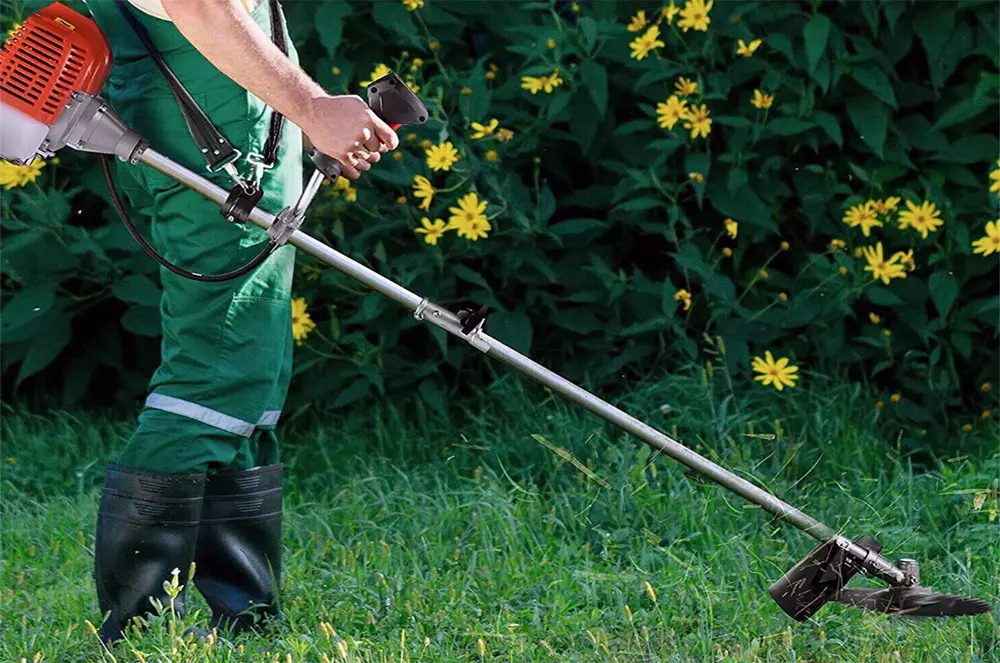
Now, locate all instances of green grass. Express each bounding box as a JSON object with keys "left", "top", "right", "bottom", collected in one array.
[{"left": 1, "top": 372, "right": 998, "bottom": 662}]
